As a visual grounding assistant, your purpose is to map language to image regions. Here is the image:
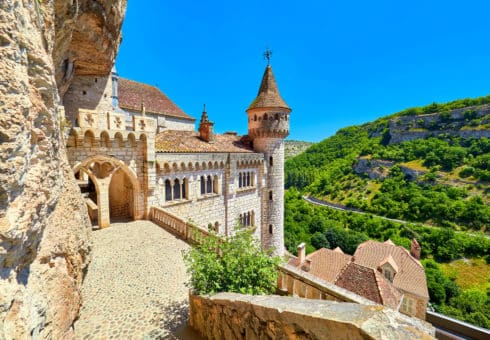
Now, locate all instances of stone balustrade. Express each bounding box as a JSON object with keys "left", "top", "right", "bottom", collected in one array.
[{"left": 150, "top": 206, "right": 210, "bottom": 244}]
